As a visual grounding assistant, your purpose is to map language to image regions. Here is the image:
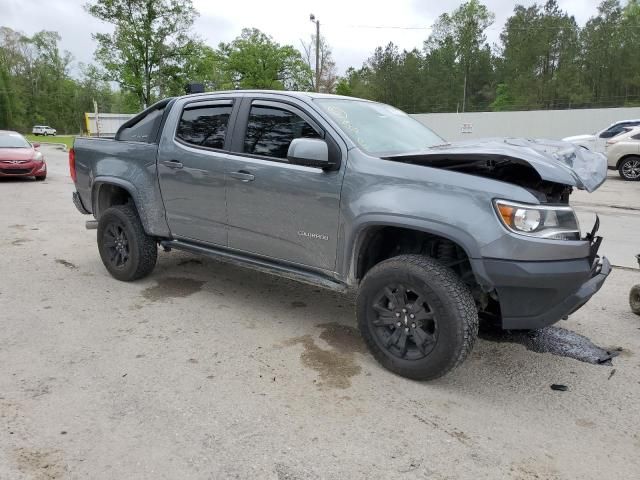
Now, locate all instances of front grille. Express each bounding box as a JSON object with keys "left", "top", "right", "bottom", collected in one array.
[{"left": 0, "top": 168, "right": 31, "bottom": 174}]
